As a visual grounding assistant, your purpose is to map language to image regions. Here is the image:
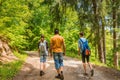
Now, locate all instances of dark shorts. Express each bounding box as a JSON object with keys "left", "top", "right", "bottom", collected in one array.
[
  {"left": 53, "top": 52, "right": 63, "bottom": 70},
  {"left": 81, "top": 53, "right": 90, "bottom": 63}
]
